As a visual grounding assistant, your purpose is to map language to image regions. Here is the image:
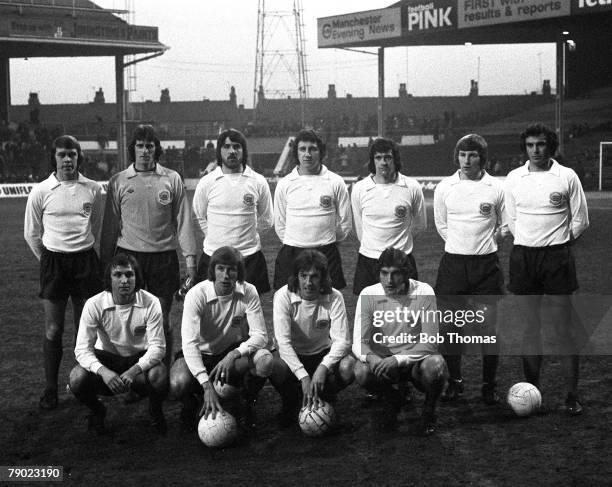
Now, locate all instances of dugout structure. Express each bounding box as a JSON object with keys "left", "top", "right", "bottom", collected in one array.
[
  {"left": 317, "top": 0, "right": 612, "bottom": 157},
  {"left": 0, "top": 0, "right": 168, "bottom": 169}
]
